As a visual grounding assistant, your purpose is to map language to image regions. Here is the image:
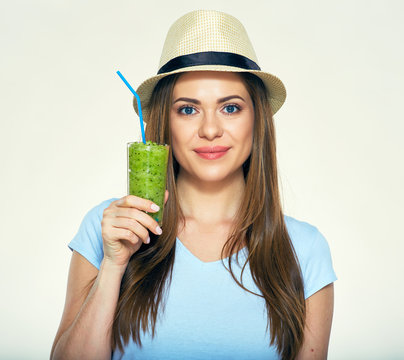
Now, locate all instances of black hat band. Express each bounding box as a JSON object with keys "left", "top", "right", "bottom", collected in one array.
[{"left": 157, "top": 51, "right": 261, "bottom": 74}]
